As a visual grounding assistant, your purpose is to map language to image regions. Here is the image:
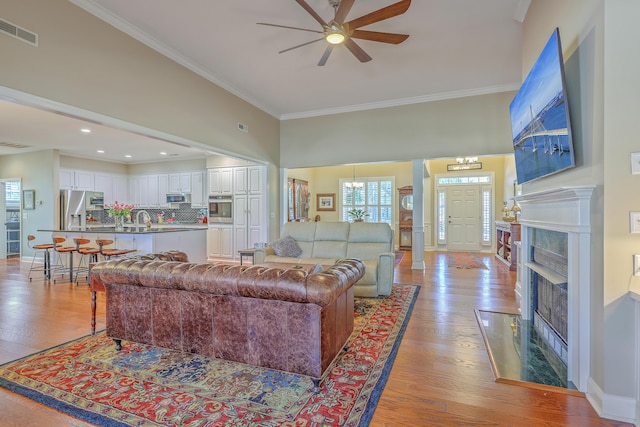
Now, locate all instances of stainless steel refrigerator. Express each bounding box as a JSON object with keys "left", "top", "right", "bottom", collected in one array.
[
  {"left": 59, "top": 190, "right": 104, "bottom": 230},
  {"left": 60, "top": 190, "right": 87, "bottom": 230}
]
